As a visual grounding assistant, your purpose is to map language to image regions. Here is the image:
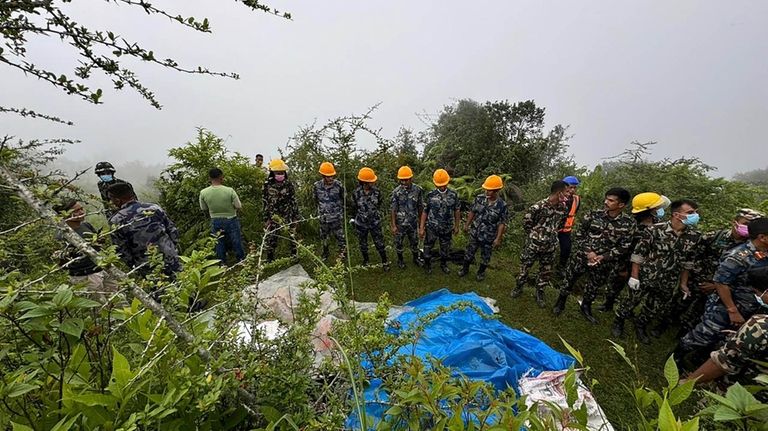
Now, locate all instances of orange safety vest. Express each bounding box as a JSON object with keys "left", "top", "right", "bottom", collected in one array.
[{"left": 559, "top": 195, "right": 580, "bottom": 233}]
